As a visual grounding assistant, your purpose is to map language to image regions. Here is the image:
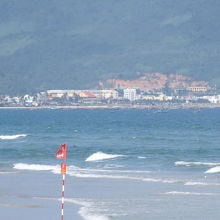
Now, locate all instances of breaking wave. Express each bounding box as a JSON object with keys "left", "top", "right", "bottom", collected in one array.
[
  {"left": 163, "top": 191, "right": 216, "bottom": 196},
  {"left": 33, "top": 197, "right": 111, "bottom": 220},
  {"left": 175, "top": 161, "right": 220, "bottom": 166},
  {"left": 85, "top": 152, "right": 124, "bottom": 162},
  {"left": 69, "top": 173, "right": 175, "bottom": 183},
  {"left": 0, "top": 134, "right": 27, "bottom": 140},
  {"left": 205, "top": 166, "right": 220, "bottom": 174},
  {"left": 13, "top": 163, "right": 175, "bottom": 184},
  {"left": 0, "top": 171, "right": 19, "bottom": 174},
  {"left": 184, "top": 181, "right": 220, "bottom": 186},
  {"left": 79, "top": 207, "right": 110, "bottom": 220},
  {"left": 13, "top": 163, "right": 59, "bottom": 172}
]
